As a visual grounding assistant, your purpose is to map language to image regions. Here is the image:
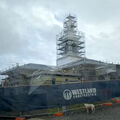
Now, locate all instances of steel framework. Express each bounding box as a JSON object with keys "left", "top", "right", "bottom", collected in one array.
[{"left": 57, "top": 15, "right": 85, "bottom": 59}]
